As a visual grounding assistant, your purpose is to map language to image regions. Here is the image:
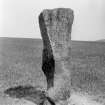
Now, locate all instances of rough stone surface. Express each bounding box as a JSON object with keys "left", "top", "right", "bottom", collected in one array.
[
  {"left": 39, "top": 8, "right": 74, "bottom": 90},
  {"left": 39, "top": 8, "right": 74, "bottom": 60}
]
